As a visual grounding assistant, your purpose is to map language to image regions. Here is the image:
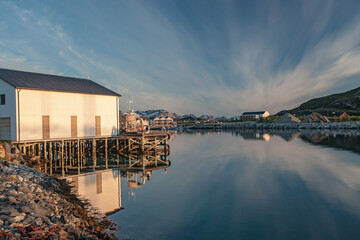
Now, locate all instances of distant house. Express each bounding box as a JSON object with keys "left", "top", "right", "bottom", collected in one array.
[
  {"left": 302, "top": 112, "right": 329, "bottom": 123},
  {"left": 0, "top": 68, "right": 121, "bottom": 141},
  {"left": 153, "top": 116, "right": 174, "bottom": 126},
  {"left": 275, "top": 113, "right": 301, "bottom": 123},
  {"left": 328, "top": 112, "right": 350, "bottom": 118},
  {"left": 240, "top": 111, "right": 270, "bottom": 121}
]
